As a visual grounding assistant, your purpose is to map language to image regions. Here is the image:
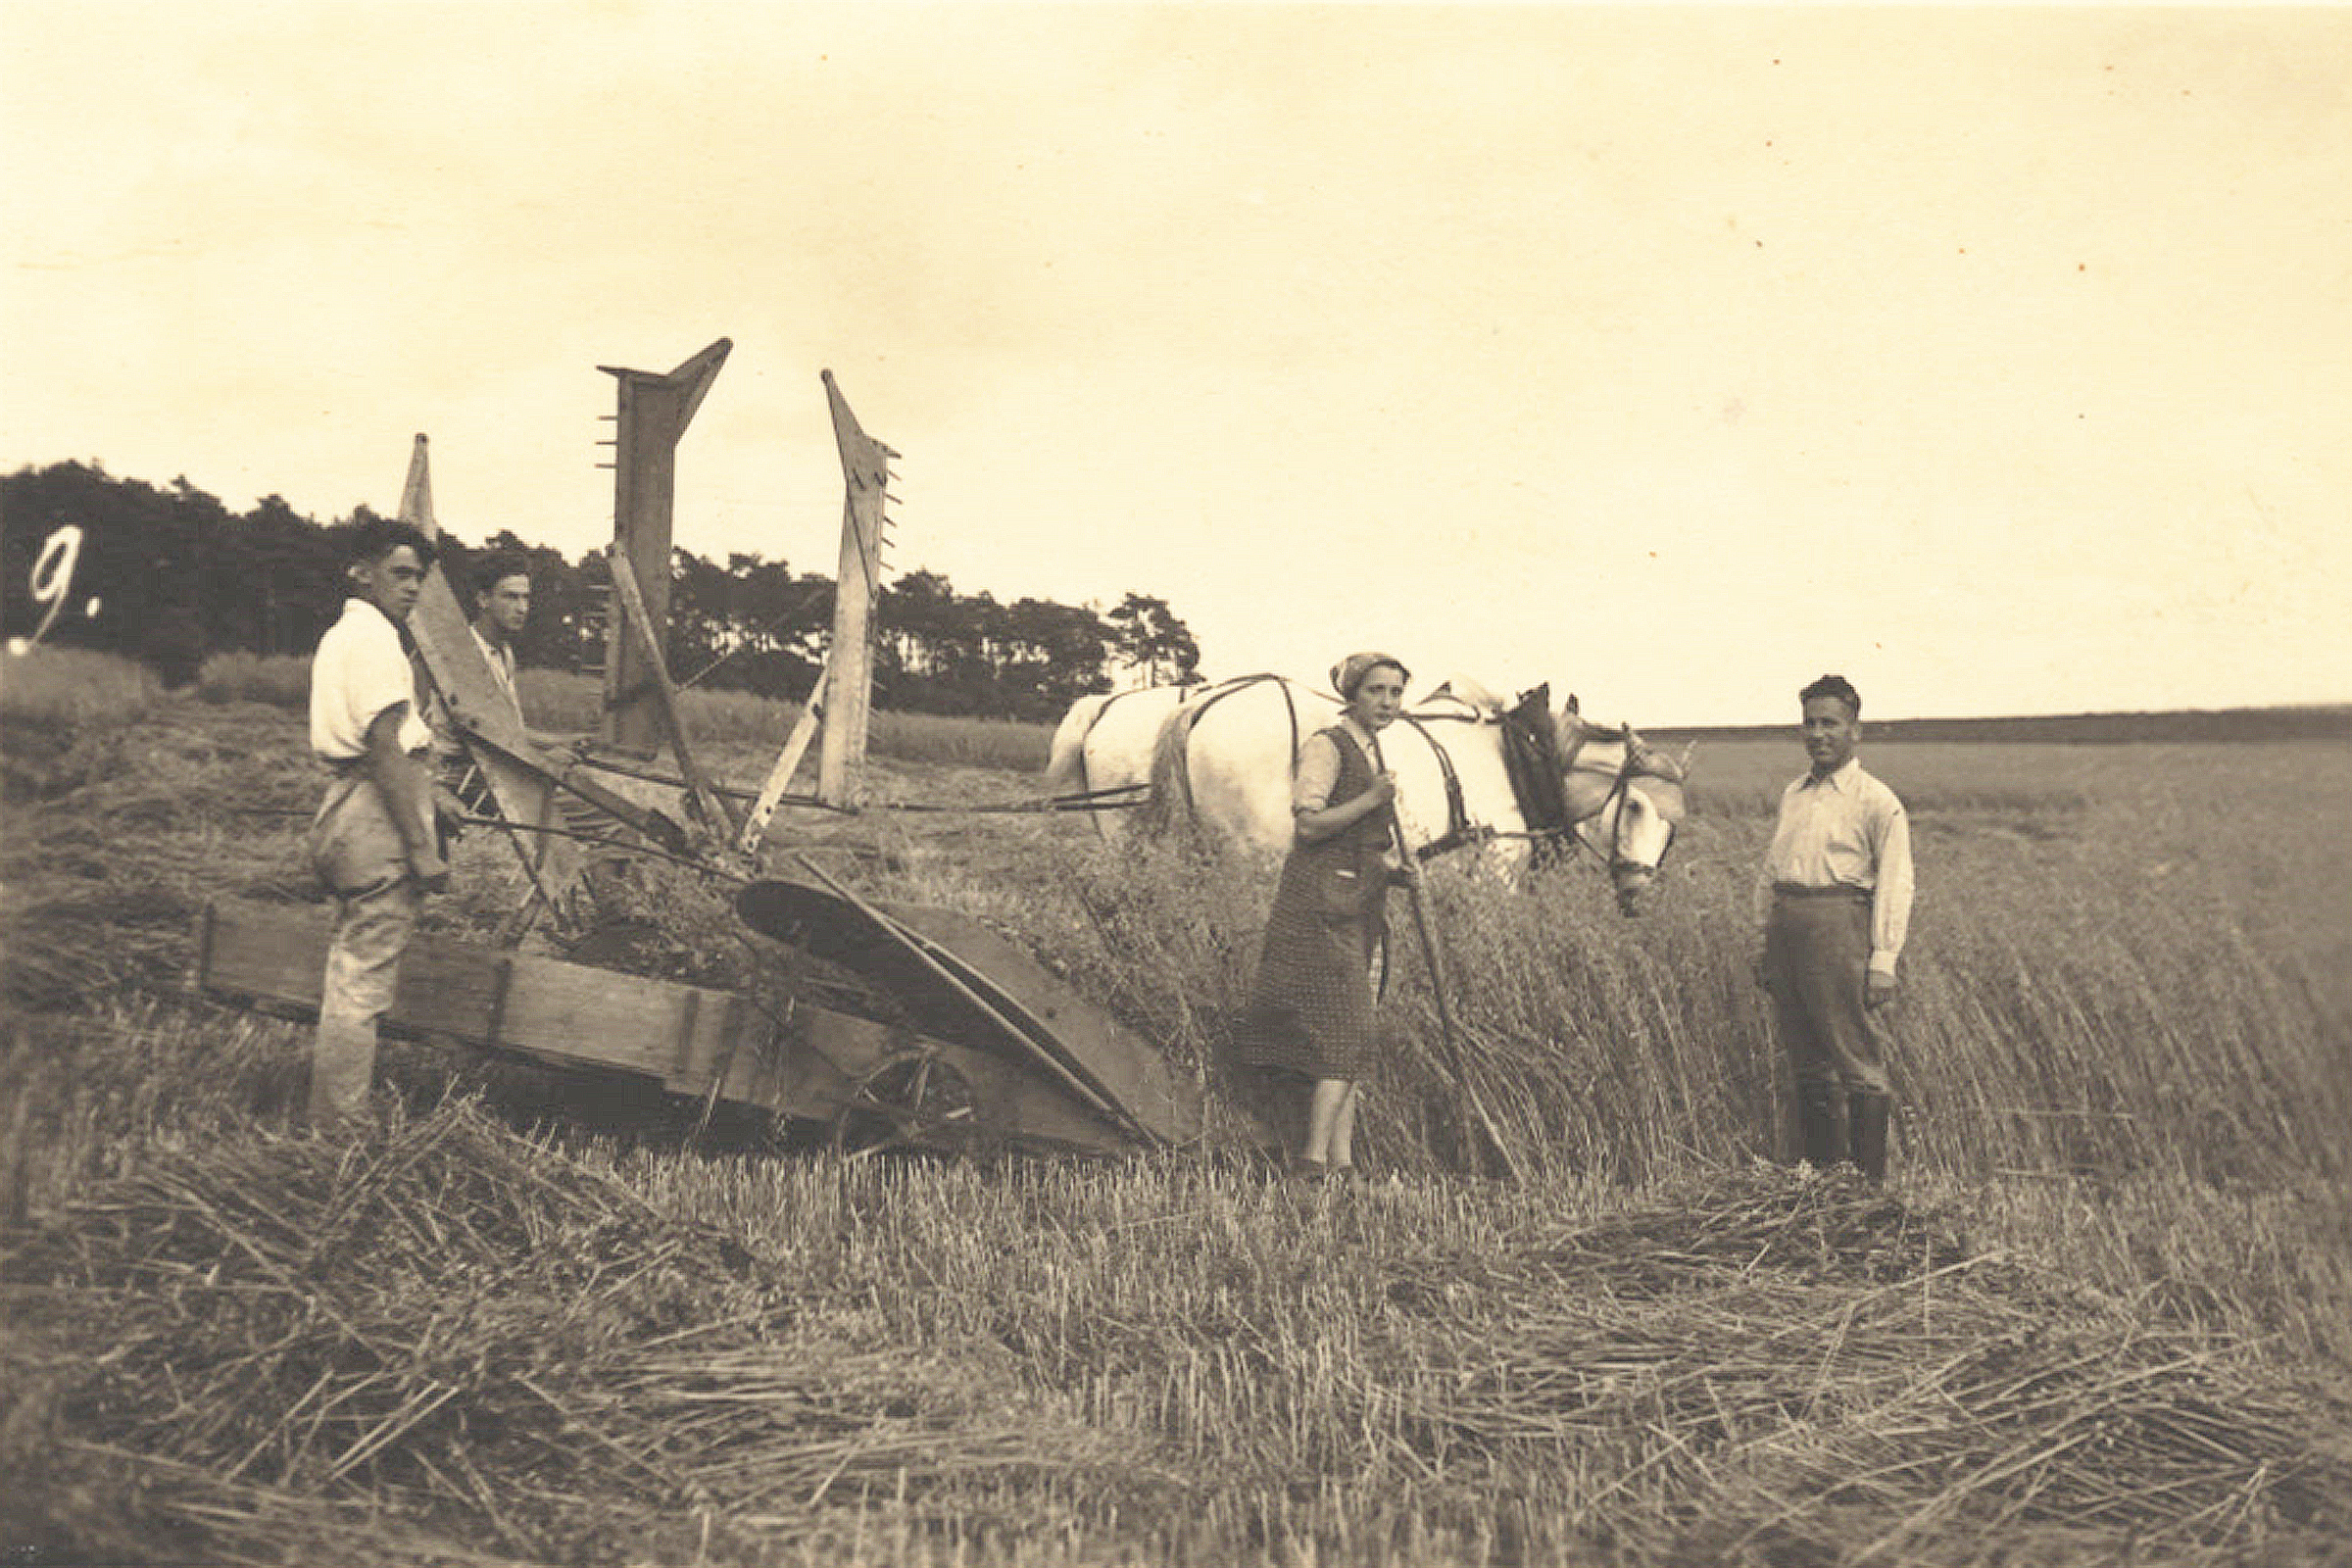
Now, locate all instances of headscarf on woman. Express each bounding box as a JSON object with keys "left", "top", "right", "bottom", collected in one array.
[{"left": 1330, "top": 651, "right": 1411, "bottom": 702}]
